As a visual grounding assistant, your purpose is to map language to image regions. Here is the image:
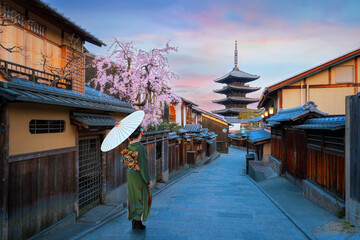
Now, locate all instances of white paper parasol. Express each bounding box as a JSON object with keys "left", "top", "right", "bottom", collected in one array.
[{"left": 101, "top": 110, "right": 145, "bottom": 152}]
